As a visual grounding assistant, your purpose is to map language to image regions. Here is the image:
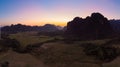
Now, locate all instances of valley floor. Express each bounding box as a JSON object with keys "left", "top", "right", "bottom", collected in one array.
[{"left": 0, "top": 50, "right": 48, "bottom": 67}]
